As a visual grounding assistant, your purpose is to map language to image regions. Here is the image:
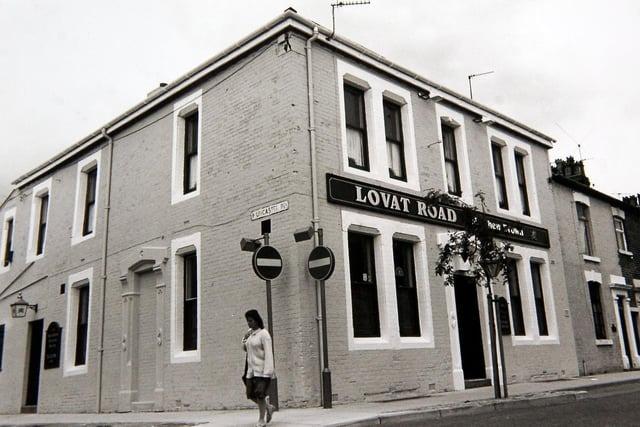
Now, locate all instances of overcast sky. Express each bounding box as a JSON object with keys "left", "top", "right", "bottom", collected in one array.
[{"left": 1, "top": 0, "right": 638, "bottom": 202}]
